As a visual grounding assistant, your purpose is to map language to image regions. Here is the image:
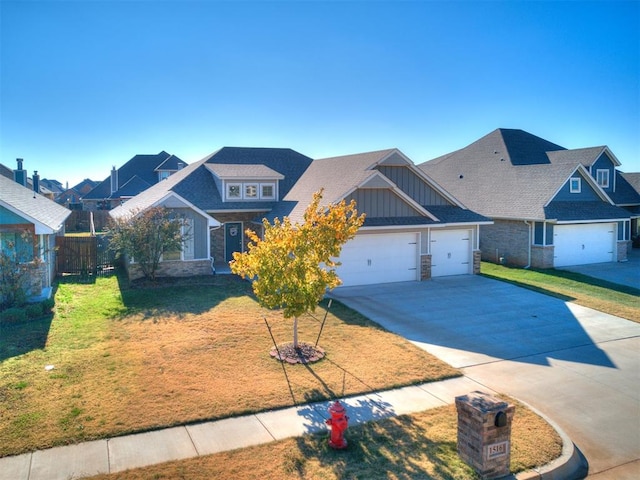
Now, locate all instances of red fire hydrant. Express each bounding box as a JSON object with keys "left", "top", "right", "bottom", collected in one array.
[{"left": 326, "top": 400, "right": 349, "bottom": 449}]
